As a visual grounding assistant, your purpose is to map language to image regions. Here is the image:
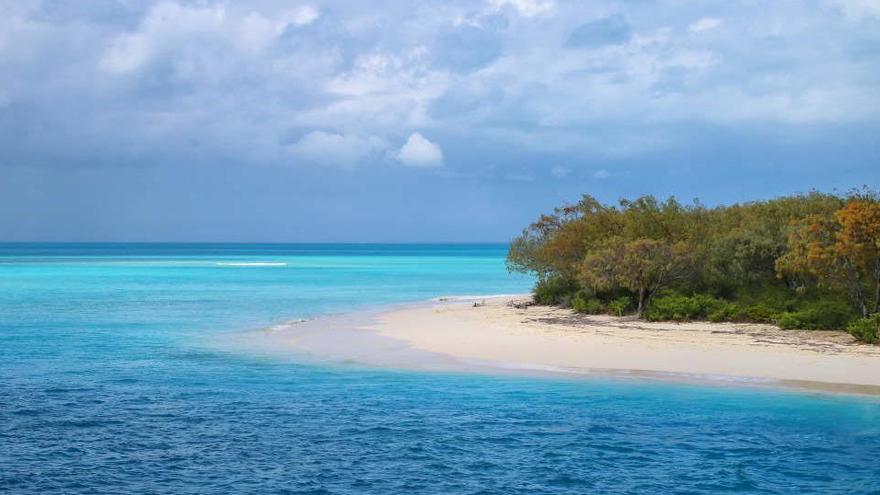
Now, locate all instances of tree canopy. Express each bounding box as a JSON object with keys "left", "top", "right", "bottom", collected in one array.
[{"left": 508, "top": 190, "right": 880, "bottom": 343}]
